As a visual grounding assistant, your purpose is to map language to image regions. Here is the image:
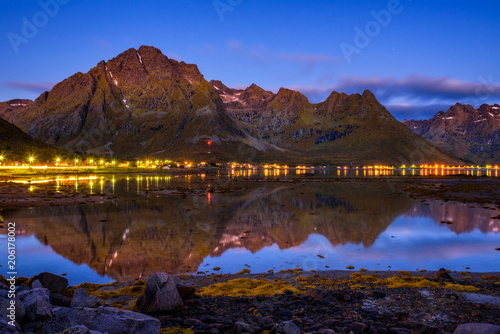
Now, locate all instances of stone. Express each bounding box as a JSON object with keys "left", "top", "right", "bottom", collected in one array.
[
  {"left": 0, "top": 296, "right": 25, "bottom": 324},
  {"left": 176, "top": 285, "right": 196, "bottom": 301},
  {"left": 435, "top": 268, "right": 453, "bottom": 282},
  {"left": 389, "top": 328, "right": 412, "bottom": 334},
  {"left": 234, "top": 321, "right": 256, "bottom": 333},
  {"left": 32, "top": 272, "right": 69, "bottom": 292},
  {"left": 371, "top": 290, "right": 387, "bottom": 298},
  {"left": 50, "top": 292, "right": 72, "bottom": 307},
  {"left": 453, "top": 323, "right": 500, "bottom": 334},
  {"left": 140, "top": 273, "right": 183, "bottom": 313},
  {"left": 21, "top": 285, "right": 53, "bottom": 321},
  {"left": 184, "top": 318, "right": 204, "bottom": 328},
  {"left": 31, "top": 279, "right": 44, "bottom": 290},
  {"left": 277, "top": 320, "right": 301, "bottom": 334},
  {"left": 410, "top": 322, "right": 439, "bottom": 334},
  {"left": 318, "top": 329, "right": 336, "bottom": 334},
  {"left": 67, "top": 305, "right": 161, "bottom": 334},
  {"left": 70, "top": 288, "right": 102, "bottom": 308},
  {"left": 305, "top": 288, "right": 339, "bottom": 304},
  {"left": 63, "top": 325, "right": 92, "bottom": 334},
  {"left": 350, "top": 322, "right": 368, "bottom": 334},
  {"left": 259, "top": 316, "right": 275, "bottom": 329},
  {"left": 0, "top": 318, "right": 18, "bottom": 334}
]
